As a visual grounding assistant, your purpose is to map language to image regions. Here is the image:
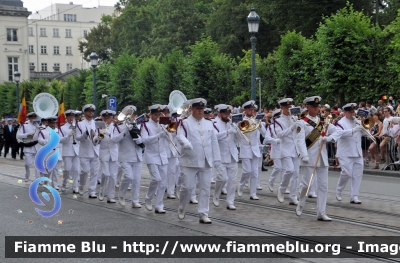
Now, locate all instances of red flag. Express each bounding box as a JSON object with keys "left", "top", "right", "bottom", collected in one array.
[
  {"left": 58, "top": 89, "right": 65, "bottom": 127},
  {"left": 17, "top": 88, "right": 27, "bottom": 124}
]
